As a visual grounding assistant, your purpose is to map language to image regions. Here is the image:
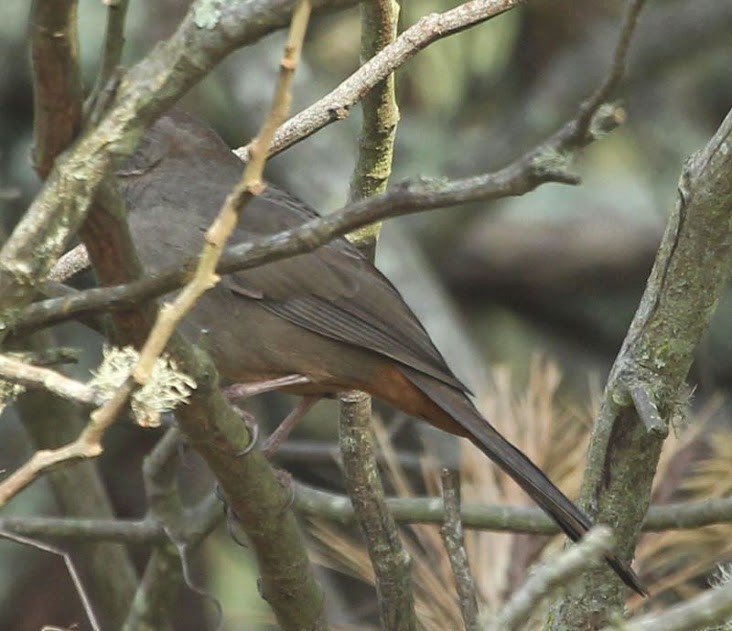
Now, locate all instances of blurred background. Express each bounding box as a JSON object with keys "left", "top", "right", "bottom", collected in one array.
[{"left": 1, "top": 0, "right": 731, "bottom": 628}]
